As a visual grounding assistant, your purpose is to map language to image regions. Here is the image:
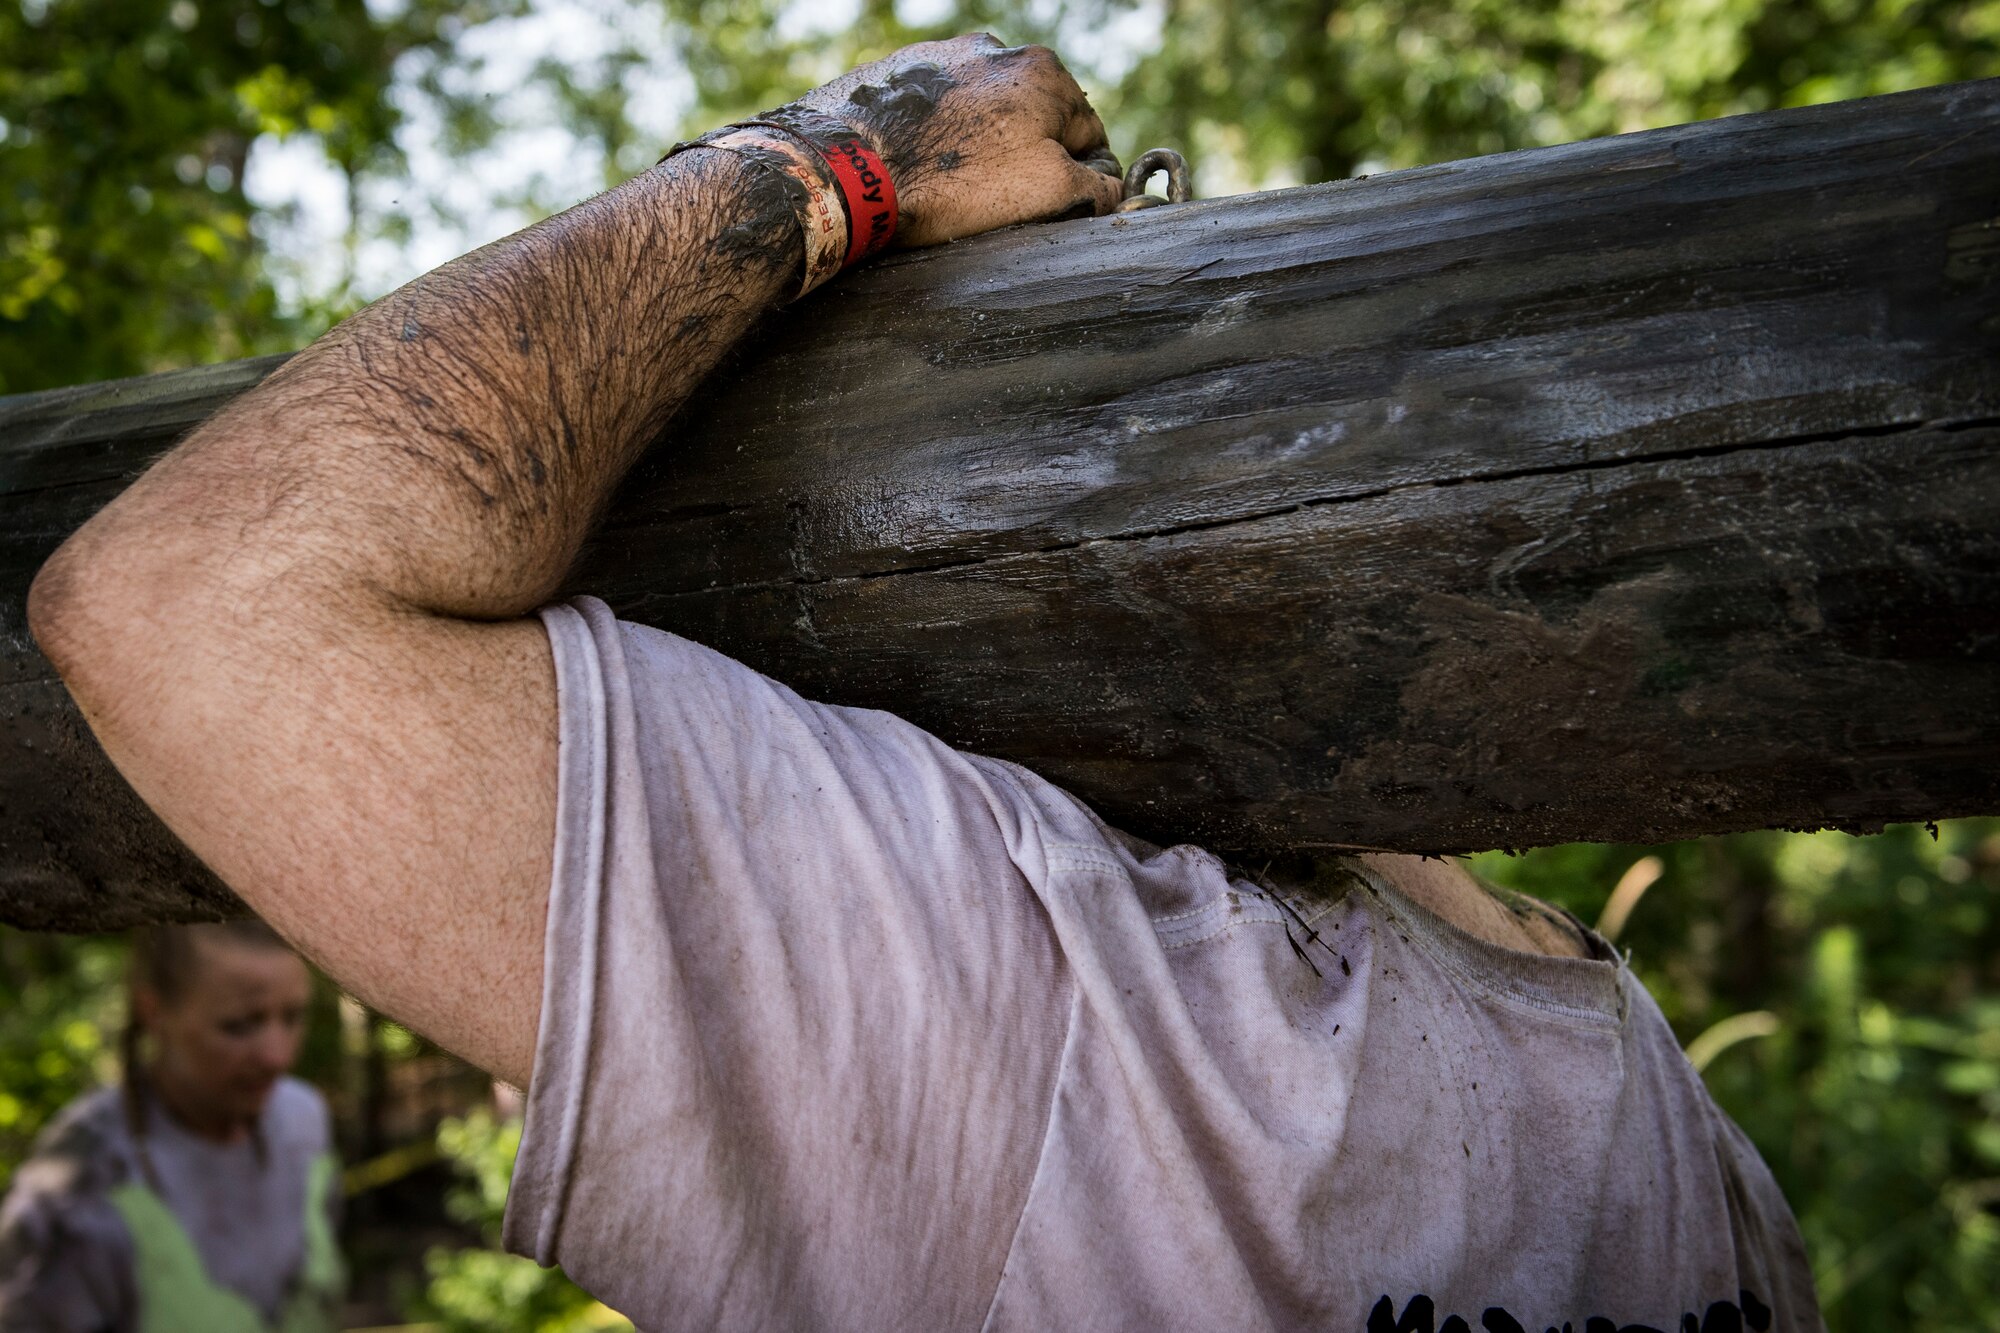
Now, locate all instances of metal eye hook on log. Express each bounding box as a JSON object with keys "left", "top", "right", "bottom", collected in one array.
[{"left": 1117, "top": 149, "right": 1191, "bottom": 210}]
